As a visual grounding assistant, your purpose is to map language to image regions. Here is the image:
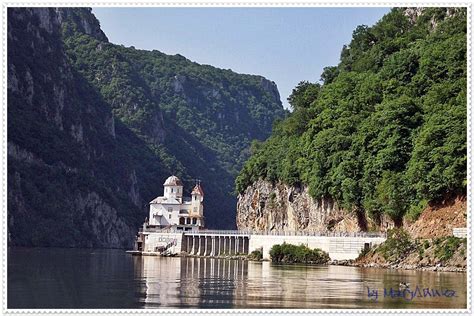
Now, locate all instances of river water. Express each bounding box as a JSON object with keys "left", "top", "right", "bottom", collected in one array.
[{"left": 8, "top": 247, "right": 467, "bottom": 309}]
